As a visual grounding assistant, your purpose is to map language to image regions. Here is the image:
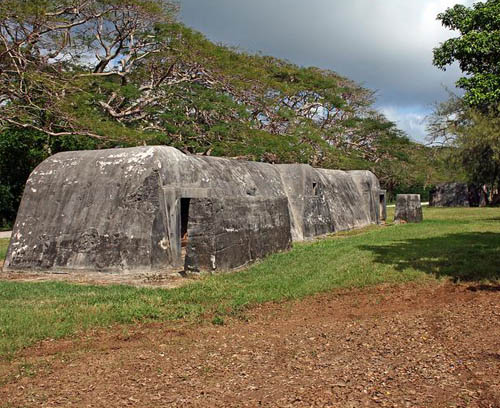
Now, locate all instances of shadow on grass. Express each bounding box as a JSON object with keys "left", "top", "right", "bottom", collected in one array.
[{"left": 361, "top": 232, "right": 500, "bottom": 283}]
